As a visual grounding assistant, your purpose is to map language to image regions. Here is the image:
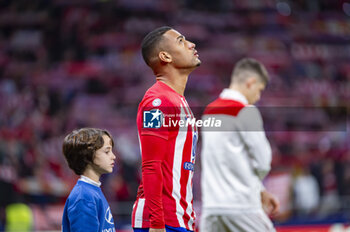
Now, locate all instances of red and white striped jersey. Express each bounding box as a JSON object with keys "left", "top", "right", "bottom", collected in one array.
[{"left": 132, "top": 81, "right": 197, "bottom": 230}]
